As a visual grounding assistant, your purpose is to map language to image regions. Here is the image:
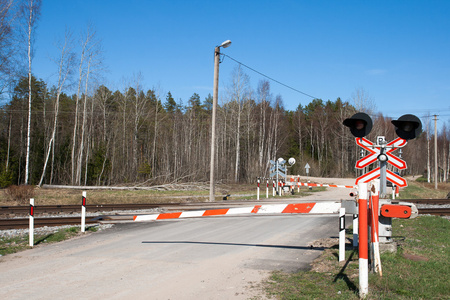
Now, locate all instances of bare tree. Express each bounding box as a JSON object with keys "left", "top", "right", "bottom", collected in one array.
[
  {"left": 226, "top": 66, "right": 250, "bottom": 182},
  {"left": 71, "top": 25, "right": 102, "bottom": 185},
  {"left": 20, "top": 0, "right": 40, "bottom": 184},
  {"left": 257, "top": 80, "right": 272, "bottom": 174},
  {"left": 351, "top": 87, "right": 376, "bottom": 115}
]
